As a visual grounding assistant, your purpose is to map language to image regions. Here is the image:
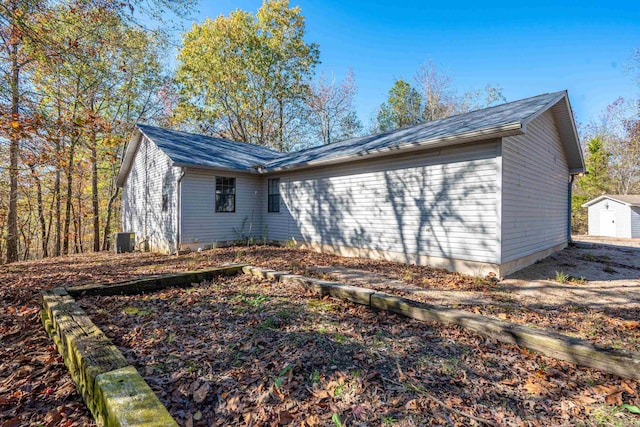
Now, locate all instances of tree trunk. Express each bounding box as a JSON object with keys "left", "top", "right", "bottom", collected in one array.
[
  {"left": 278, "top": 98, "right": 284, "bottom": 152},
  {"left": 54, "top": 139, "right": 61, "bottom": 257},
  {"left": 101, "top": 187, "right": 120, "bottom": 251},
  {"left": 29, "top": 164, "right": 48, "bottom": 258},
  {"left": 74, "top": 190, "right": 83, "bottom": 254},
  {"left": 76, "top": 188, "right": 83, "bottom": 253},
  {"left": 6, "top": 38, "right": 20, "bottom": 263},
  {"left": 62, "top": 142, "right": 75, "bottom": 255},
  {"left": 90, "top": 129, "right": 100, "bottom": 251}
]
